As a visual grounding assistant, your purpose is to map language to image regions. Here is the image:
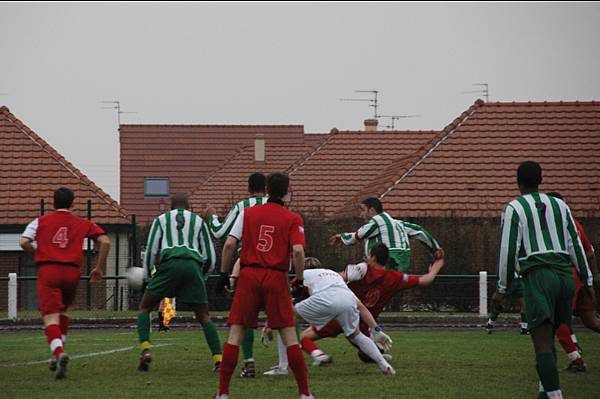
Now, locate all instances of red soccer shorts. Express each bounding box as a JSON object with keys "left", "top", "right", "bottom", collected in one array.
[
  {"left": 313, "top": 319, "right": 370, "bottom": 338},
  {"left": 573, "top": 276, "right": 595, "bottom": 316},
  {"left": 37, "top": 265, "right": 80, "bottom": 316},
  {"left": 228, "top": 267, "right": 295, "bottom": 329}
]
